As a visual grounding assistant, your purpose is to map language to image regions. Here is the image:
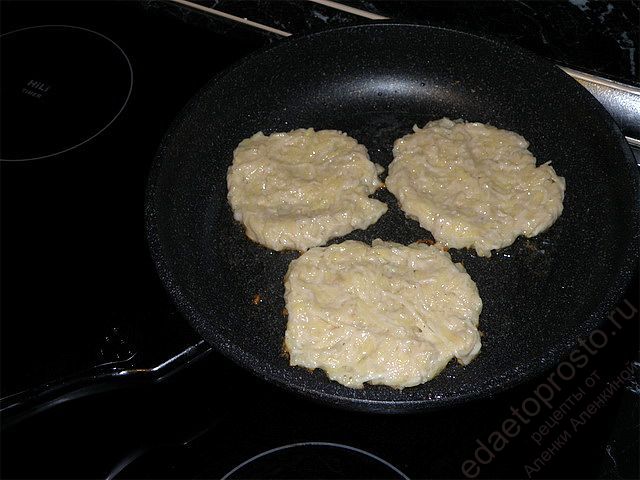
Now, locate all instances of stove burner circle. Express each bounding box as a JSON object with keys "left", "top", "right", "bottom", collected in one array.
[
  {"left": 222, "top": 442, "right": 409, "bottom": 479},
  {"left": 0, "top": 25, "right": 133, "bottom": 161}
]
